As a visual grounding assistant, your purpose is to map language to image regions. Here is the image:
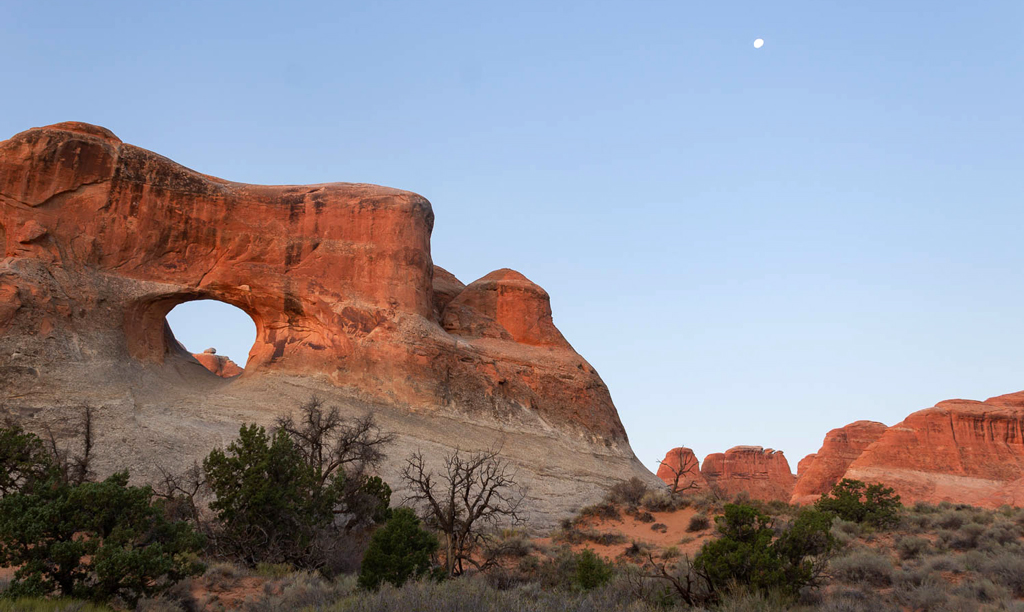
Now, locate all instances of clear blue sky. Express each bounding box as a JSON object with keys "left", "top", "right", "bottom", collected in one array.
[{"left": 4, "top": 1, "right": 1023, "bottom": 472}]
